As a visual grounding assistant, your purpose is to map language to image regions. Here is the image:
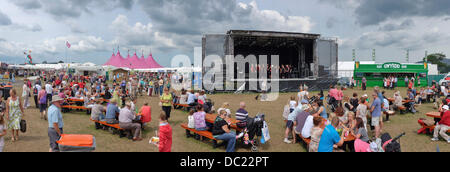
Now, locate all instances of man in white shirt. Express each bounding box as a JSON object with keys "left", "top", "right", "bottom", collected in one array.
[
  {"left": 301, "top": 112, "right": 318, "bottom": 138},
  {"left": 45, "top": 82, "right": 53, "bottom": 104}
]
